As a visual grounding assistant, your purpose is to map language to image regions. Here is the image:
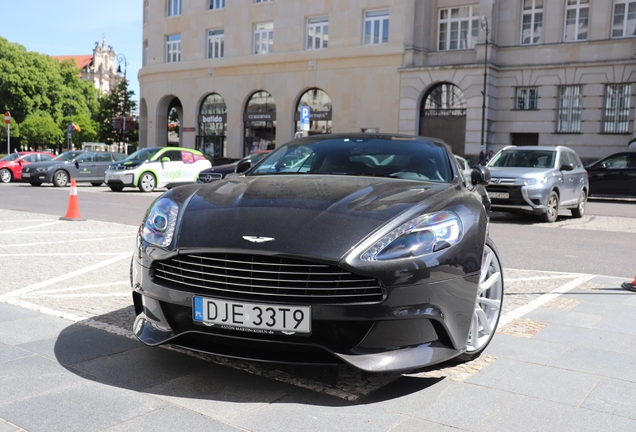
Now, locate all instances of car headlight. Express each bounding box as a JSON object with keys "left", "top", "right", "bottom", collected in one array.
[
  {"left": 36, "top": 167, "right": 48, "bottom": 173},
  {"left": 141, "top": 198, "right": 179, "bottom": 247},
  {"left": 361, "top": 211, "right": 463, "bottom": 261},
  {"left": 520, "top": 177, "right": 548, "bottom": 186}
]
